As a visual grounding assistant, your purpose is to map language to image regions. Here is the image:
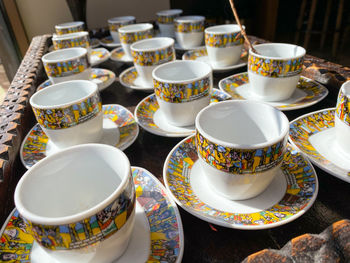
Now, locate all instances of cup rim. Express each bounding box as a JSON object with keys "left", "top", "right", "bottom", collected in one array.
[
  {"left": 30, "top": 80, "right": 97, "bottom": 110},
  {"left": 249, "top": 43, "right": 306, "bottom": 60},
  {"left": 14, "top": 143, "right": 131, "bottom": 225},
  {"left": 118, "top": 23, "right": 153, "bottom": 33},
  {"left": 52, "top": 31, "right": 89, "bottom": 41},
  {"left": 130, "top": 37, "right": 174, "bottom": 52},
  {"left": 205, "top": 24, "right": 243, "bottom": 35},
  {"left": 174, "top": 15, "right": 205, "bottom": 23},
  {"left": 152, "top": 60, "right": 212, "bottom": 84},
  {"left": 42, "top": 47, "right": 87, "bottom": 63},
  {"left": 340, "top": 80, "right": 350, "bottom": 97},
  {"left": 55, "top": 21, "right": 84, "bottom": 29},
  {"left": 156, "top": 9, "right": 183, "bottom": 16},
  {"left": 108, "top": 15, "right": 135, "bottom": 24},
  {"left": 195, "top": 100, "right": 290, "bottom": 149}
]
